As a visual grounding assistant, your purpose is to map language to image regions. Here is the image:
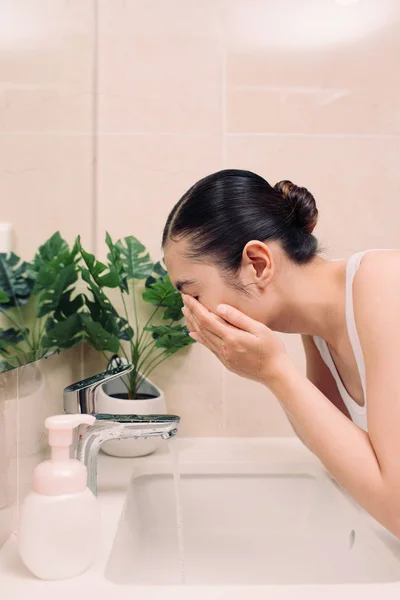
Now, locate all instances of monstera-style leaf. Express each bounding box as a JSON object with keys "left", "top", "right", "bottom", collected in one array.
[
  {"left": 0, "top": 327, "right": 27, "bottom": 354},
  {"left": 0, "top": 252, "right": 34, "bottom": 308},
  {"left": 41, "top": 313, "right": 82, "bottom": 350},
  {"left": 78, "top": 236, "right": 120, "bottom": 289},
  {"left": 0, "top": 290, "right": 9, "bottom": 304},
  {"left": 105, "top": 232, "right": 128, "bottom": 293},
  {"left": 116, "top": 235, "right": 153, "bottom": 280},
  {"left": 36, "top": 264, "right": 79, "bottom": 318},
  {"left": 80, "top": 313, "right": 120, "bottom": 353},
  {"left": 153, "top": 260, "right": 168, "bottom": 277},
  {"left": 82, "top": 275, "right": 133, "bottom": 342},
  {"left": 143, "top": 275, "right": 184, "bottom": 321},
  {"left": 144, "top": 260, "right": 168, "bottom": 288},
  {"left": 33, "top": 231, "right": 71, "bottom": 274},
  {"left": 144, "top": 324, "right": 194, "bottom": 356},
  {"left": 32, "top": 233, "right": 84, "bottom": 339}
]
